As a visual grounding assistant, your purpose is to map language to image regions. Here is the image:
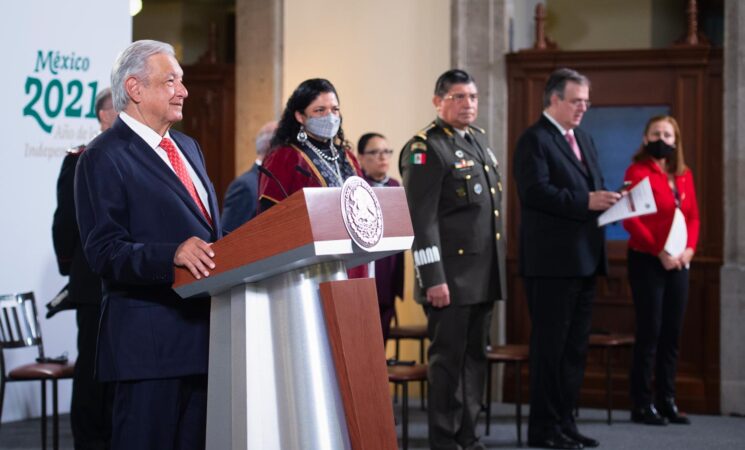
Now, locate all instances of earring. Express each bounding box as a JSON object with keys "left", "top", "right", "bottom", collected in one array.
[{"left": 297, "top": 126, "right": 308, "bottom": 143}]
